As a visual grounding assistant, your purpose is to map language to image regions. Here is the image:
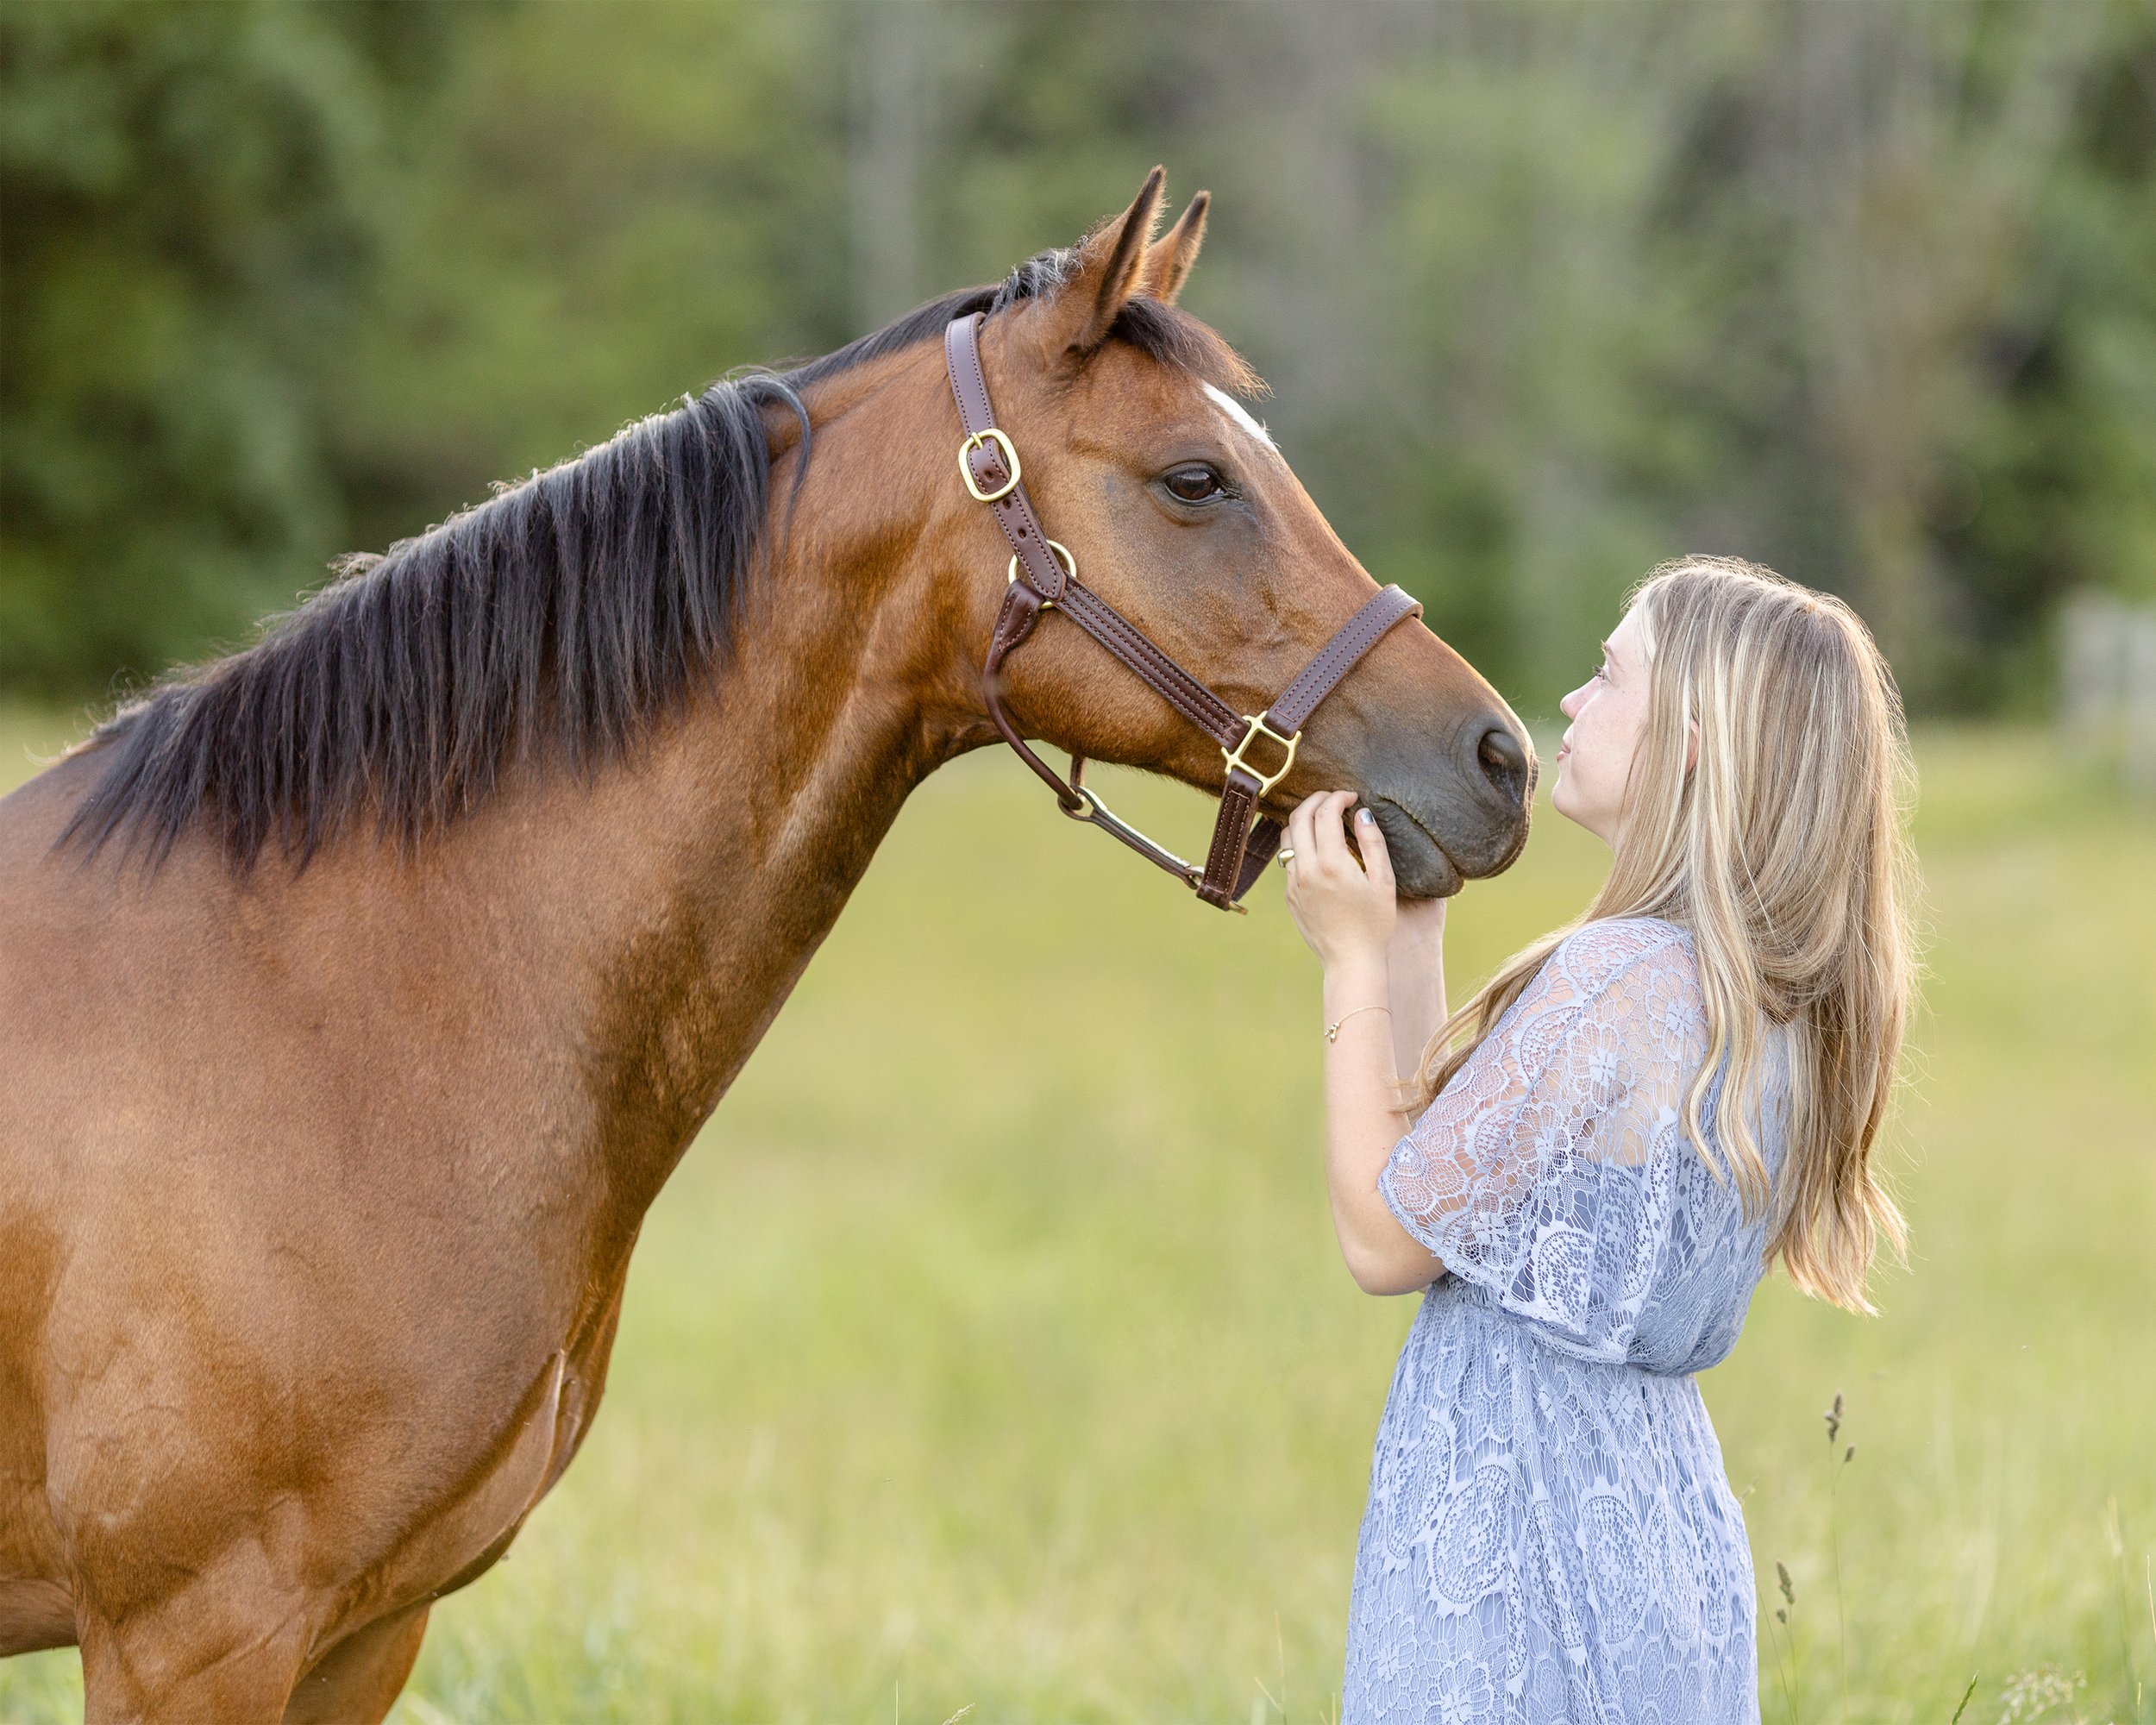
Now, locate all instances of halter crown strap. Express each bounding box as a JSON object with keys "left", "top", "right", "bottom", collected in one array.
[
  {"left": 946, "top": 316, "right": 1069, "bottom": 609},
  {"left": 944, "top": 310, "right": 1421, "bottom": 911}
]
